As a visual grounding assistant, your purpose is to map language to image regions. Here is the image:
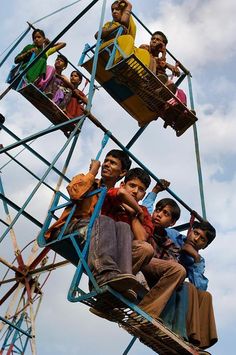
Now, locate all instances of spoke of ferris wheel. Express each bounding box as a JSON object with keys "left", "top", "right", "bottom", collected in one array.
[
  {"left": 0, "top": 218, "right": 9, "bottom": 227},
  {"left": 0, "top": 283, "right": 23, "bottom": 332},
  {"left": 25, "top": 240, "right": 40, "bottom": 268},
  {"left": 0, "top": 257, "right": 20, "bottom": 273},
  {"left": 25, "top": 134, "right": 79, "bottom": 268},
  {"left": 0, "top": 261, "right": 69, "bottom": 297},
  {"left": 0, "top": 134, "right": 77, "bottom": 341},
  {"left": 0, "top": 282, "right": 21, "bottom": 307},
  {"left": 5, "top": 214, "right": 23, "bottom": 265},
  {"left": 29, "top": 260, "right": 70, "bottom": 276},
  {"left": 1, "top": 281, "right": 41, "bottom": 333},
  {"left": 28, "top": 285, "right": 38, "bottom": 354},
  {"left": 0, "top": 291, "right": 39, "bottom": 352},
  {"left": 0, "top": 177, "right": 24, "bottom": 263},
  {"left": 0, "top": 277, "right": 18, "bottom": 285}
]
